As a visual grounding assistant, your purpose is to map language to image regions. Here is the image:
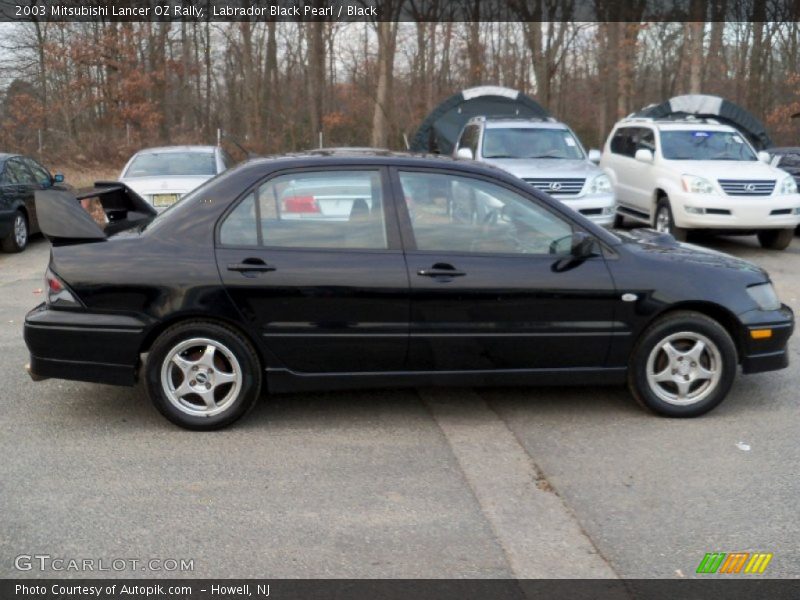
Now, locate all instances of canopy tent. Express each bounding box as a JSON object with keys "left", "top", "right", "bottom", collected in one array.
[
  {"left": 632, "top": 94, "right": 773, "bottom": 150},
  {"left": 409, "top": 86, "right": 550, "bottom": 155}
]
